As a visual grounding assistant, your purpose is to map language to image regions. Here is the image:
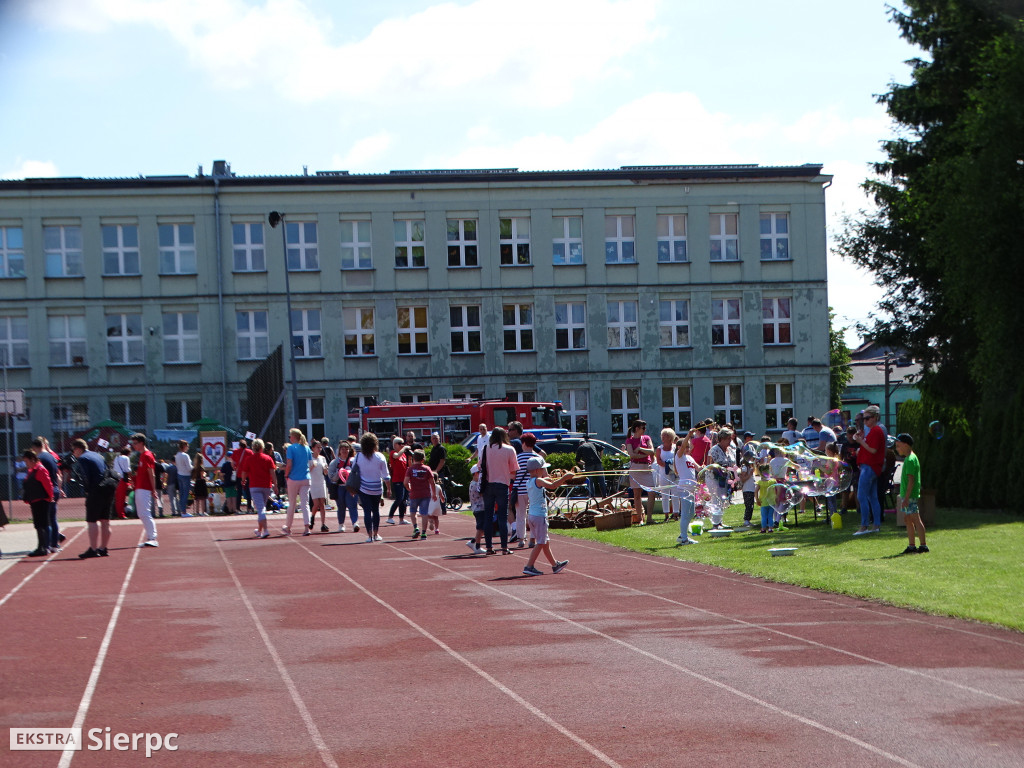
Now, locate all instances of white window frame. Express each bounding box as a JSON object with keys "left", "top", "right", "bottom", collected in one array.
[
  {"left": 446, "top": 218, "right": 478, "bottom": 268},
  {"left": 394, "top": 219, "right": 426, "bottom": 269},
  {"left": 340, "top": 219, "right": 373, "bottom": 270},
  {"left": 285, "top": 220, "right": 319, "bottom": 271},
  {"left": 558, "top": 388, "right": 589, "bottom": 433},
  {"left": 158, "top": 223, "right": 197, "bottom": 274},
  {"left": 553, "top": 216, "right": 583, "bottom": 265},
  {"left": 662, "top": 386, "right": 693, "bottom": 433},
  {"left": 658, "top": 299, "right": 690, "bottom": 348},
  {"left": 604, "top": 215, "right": 636, "bottom": 264},
  {"left": 656, "top": 214, "right": 688, "bottom": 263},
  {"left": 555, "top": 302, "right": 587, "bottom": 350},
  {"left": 760, "top": 212, "right": 790, "bottom": 261},
  {"left": 762, "top": 297, "right": 793, "bottom": 345},
  {"left": 606, "top": 300, "right": 639, "bottom": 349},
  {"left": 505, "top": 390, "right": 536, "bottom": 402},
  {"left": 48, "top": 314, "right": 87, "bottom": 367},
  {"left": 711, "top": 298, "right": 742, "bottom": 346},
  {"left": 298, "top": 396, "right": 326, "bottom": 442},
  {"left": 163, "top": 311, "right": 200, "bottom": 364},
  {"left": 44, "top": 225, "right": 83, "bottom": 277},
  {"left": 52, "top": 402, "right": 89, "bottom": 433},
  {"left": 397, "top": 305, "right": 429, "bottom": 355},
  {"left": 110, "top": 400, "right": 147, "bottom": 431},
  {"left": 291, "top": 308, "right": 323, "bottom": 358},
  {"left": 610, "top": 386, "right": 640, "bottom": 437},
  {"left": 0, "top": 226, "right": 25, "bottom": 278},
  {"left": 499, "top": 216, "right": 531, "bottom": 266},
  {"left": 0, "top": 316, "right": 30, "bottom": 367},
  {"left": 232, "top": 222, "right": 265, "bottom": 272},
  {"left": 343, "top": 306, "right": 376, "bottom": 357},
  {"left": 449, "top": 304, "right": 482, "bottom": 354},
  {"left": 106, "top": 313, "right": 144, "bottom": 366},
  {"left": 765, "top": 382, "right": 794, "bottom": 431},
  {"left": 714, "top": 384, "right": 744, "bottom": 429},
  {"left": 236, "top": 310, "right": 269, "bottom": 361},
  {"left": 502, "top": 303, "right": 534, "bottom": 352},
  {"left": 709, "top": 213, "right": 739, "bottom": 262},
  {"left": 166, "top": 399, "right": 202, "bottom": 429},
  {"left": 102, "top": 224, "right": 140, "bottom": 276}
]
